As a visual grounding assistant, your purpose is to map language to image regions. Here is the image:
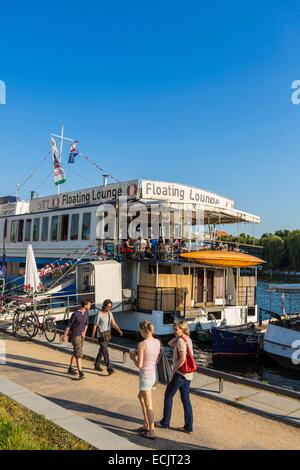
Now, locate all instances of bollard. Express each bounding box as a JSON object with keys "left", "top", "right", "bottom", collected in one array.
[{"left": 219, "top": 378, "right": 224, "bottom": 394}]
